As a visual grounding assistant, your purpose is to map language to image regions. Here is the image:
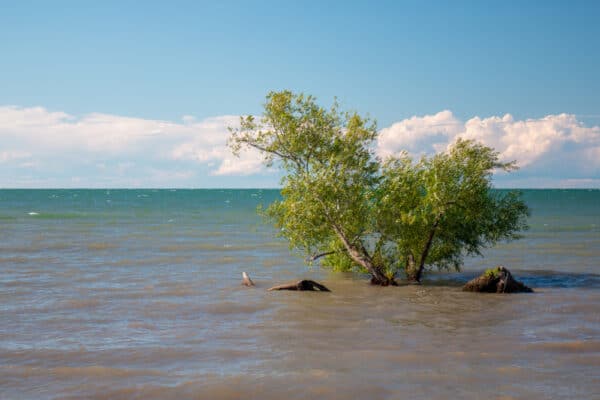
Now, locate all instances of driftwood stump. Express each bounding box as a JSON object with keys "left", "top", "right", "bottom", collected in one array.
[
  {"left": 268, "top": 280, "right": 331, "bottom": 292},
  {"left": 241, "top": 272, "right": 255, "bottom": 287},
  {"left": 463, "top": 266, "right": 533, "bottom": 293}
]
